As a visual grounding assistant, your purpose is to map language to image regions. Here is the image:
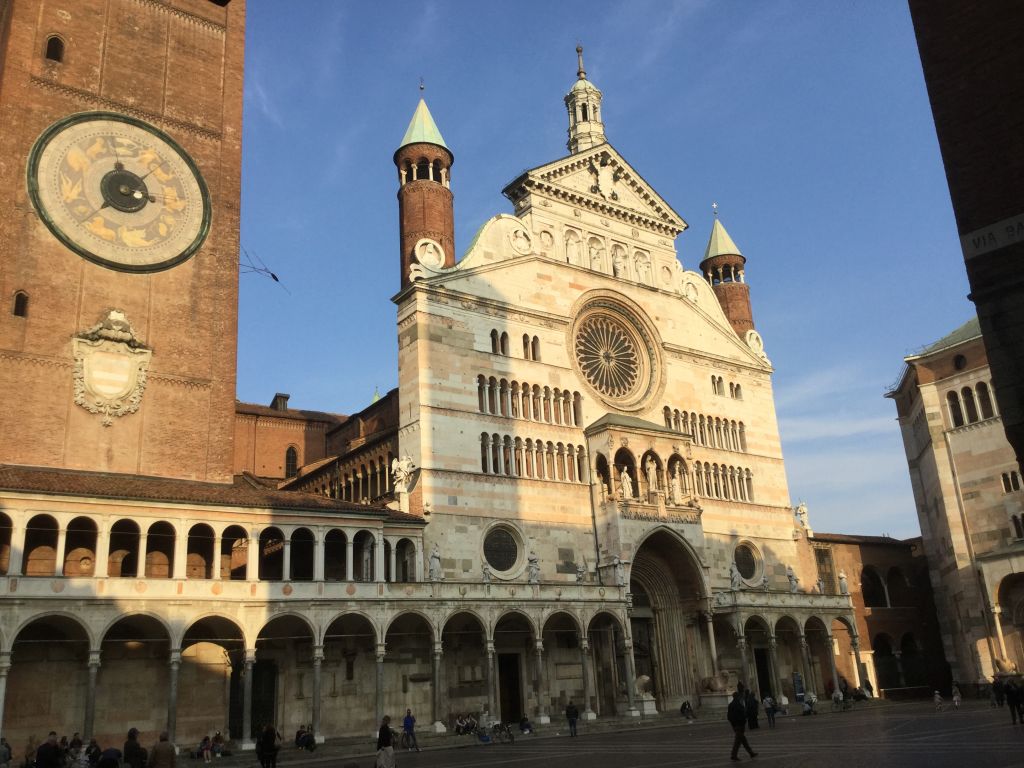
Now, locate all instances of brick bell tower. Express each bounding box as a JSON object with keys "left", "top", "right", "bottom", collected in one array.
[
  {"left": 699, "top": 212, "right": 755, "bottom": 336},
  {"left": 394, "top": 97, "right": 455, "bottom": 288}
]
